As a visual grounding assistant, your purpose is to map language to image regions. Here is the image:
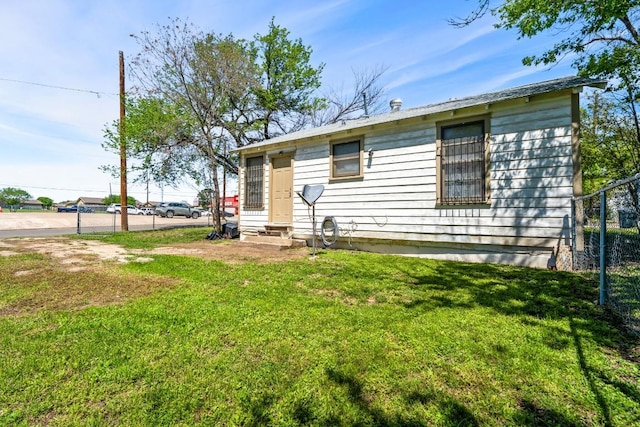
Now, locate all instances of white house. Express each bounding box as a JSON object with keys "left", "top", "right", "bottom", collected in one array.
[{"left": 233, "top": 76, "right": 606, "bottom": 269}]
